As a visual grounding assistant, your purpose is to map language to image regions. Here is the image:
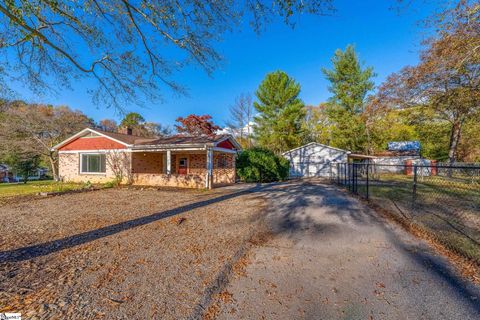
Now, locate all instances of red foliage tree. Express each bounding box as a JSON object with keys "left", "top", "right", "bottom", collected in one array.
[{"left": 175, "top": 114, "right": 221, "bottom": 136}]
